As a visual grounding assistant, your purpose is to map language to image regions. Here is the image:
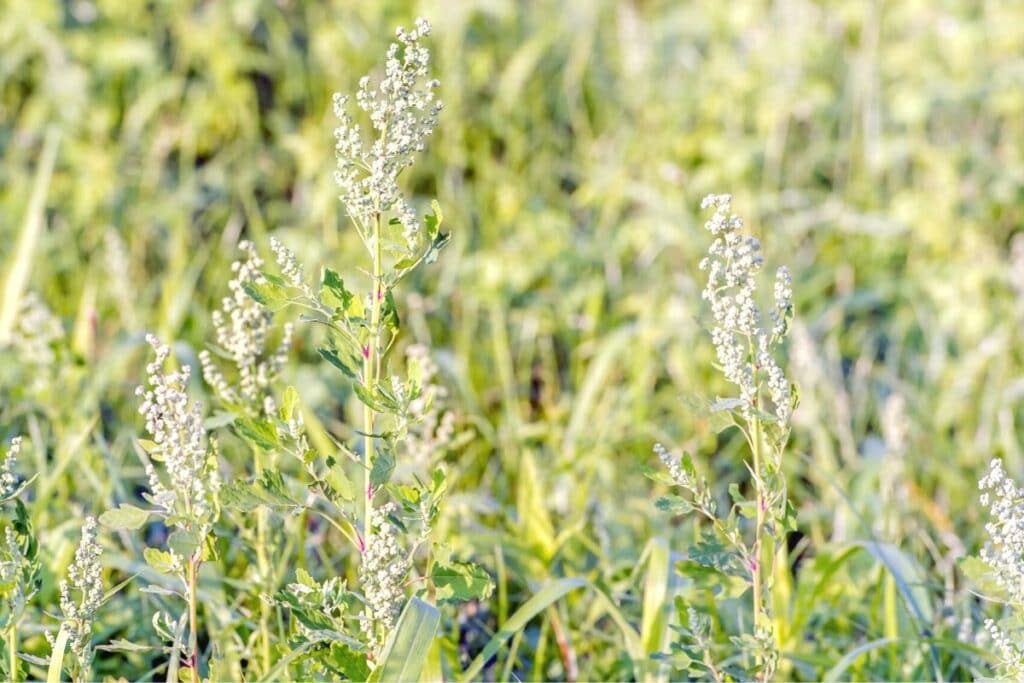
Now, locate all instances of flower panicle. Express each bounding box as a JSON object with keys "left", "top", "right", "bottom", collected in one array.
[
  {"left": 332, "top": 17, "right": 442, "bottom": 249},
  {"left": 698, "top": 193, "right": 792, "bottom": 424}
]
